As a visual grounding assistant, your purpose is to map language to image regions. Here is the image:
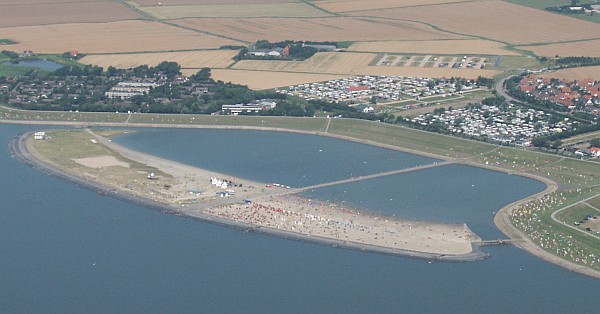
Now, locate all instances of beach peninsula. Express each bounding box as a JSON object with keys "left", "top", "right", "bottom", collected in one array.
[{"left": 13, "top": 129, "right": 486, "bottom": 261}]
